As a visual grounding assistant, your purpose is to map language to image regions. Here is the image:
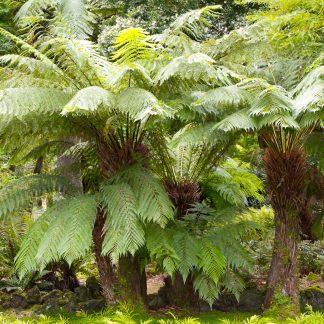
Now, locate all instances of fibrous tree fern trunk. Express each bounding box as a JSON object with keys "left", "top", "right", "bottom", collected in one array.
[
  {"left": 93, "top": 207, "right": 116, "bottom": 305},
  {"left": 263, "top": 148, "right": 306, "bottom": 314},
  {"left": 163, "top": 180, "right": 201, "bottom": 308},
  {"left": 300, "top": 165, "right": 324, "bottom": 240},
  {"left": 117, "top": 254, "right": 148, "bottom": 307}
]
